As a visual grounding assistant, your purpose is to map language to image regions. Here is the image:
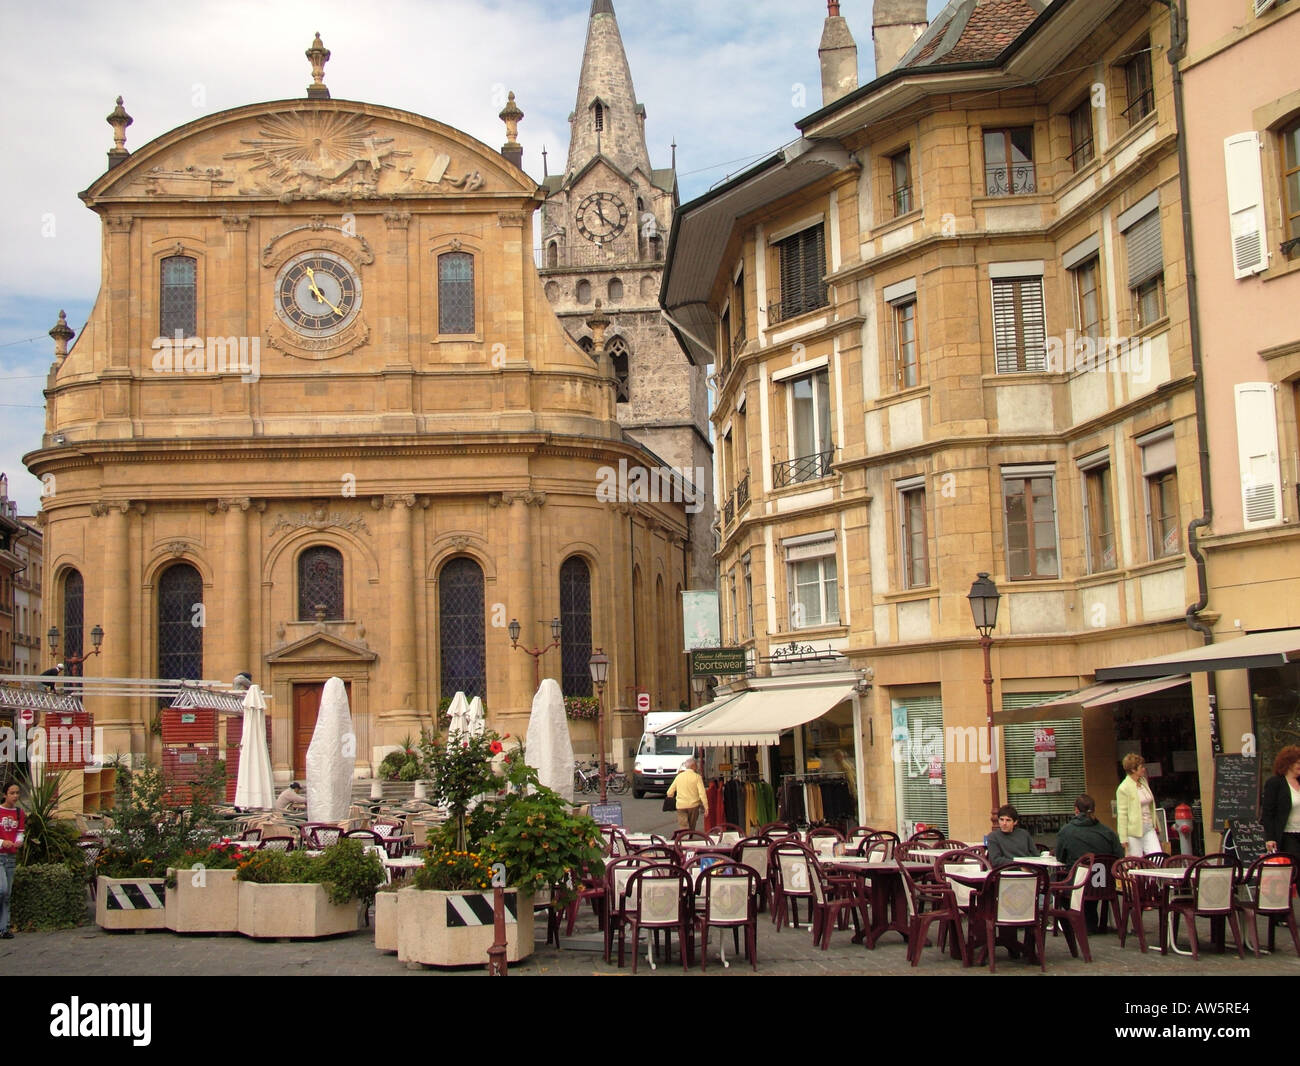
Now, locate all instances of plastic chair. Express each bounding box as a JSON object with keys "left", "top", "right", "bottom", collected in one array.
[
  {"left": 693, "top": 861, "right": 760, "bottom": 970},
  {"left": 302, "top": 823, "right": 341, "bottom": 849},
  {"left": 933, "top": 849, "right": 990, "bottom": 911},
  {"left": 733, "top": 837, "right": 771, "bottom": 911},
  {"left": 1047, "top": 858, "right": 1093, "bottom": 962},
  {"left": 898, "top": 859, "right": 970, "bottom": 967},
  {"left": 808, "top": 850, "right": 870, "bottom": 950},
  {"left": 806, "top": 827, "right": 845, "bottom": 858},
  {"left": 854, "top": 831, "right": 899, "bottom": 862},
  {"left": 256, "top": 835, "right": 296, "bottom": 851},
  {"left": 1234, "top": 854, "right": 1300, "bottom": 957},
  {"left": 603, "top": 856, "right": 657, "bottom": 963},
  {"left": 977, "top": 864, "right": 1049, "bottom": 973},
  {"left": 907, "top": 827, "right": 946, "bottom": 845},
  {"left": 599, "top": 825, "right": 629, "bottom": 857},
  {"left": 1079, "top": 852, "right": 1122, "bottom": 933},
  {"left": 621, "top": 866, "right": 694, "bottom": 973},
  {"left": 1167, "top": 853, "right": 1243, "bottom": 960},
  {"left": 1113, "top": 857, "right": 1159, "bottom": 952},
  {"left": 769, "top": 840, "right": 814, "bottom": 931}
]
